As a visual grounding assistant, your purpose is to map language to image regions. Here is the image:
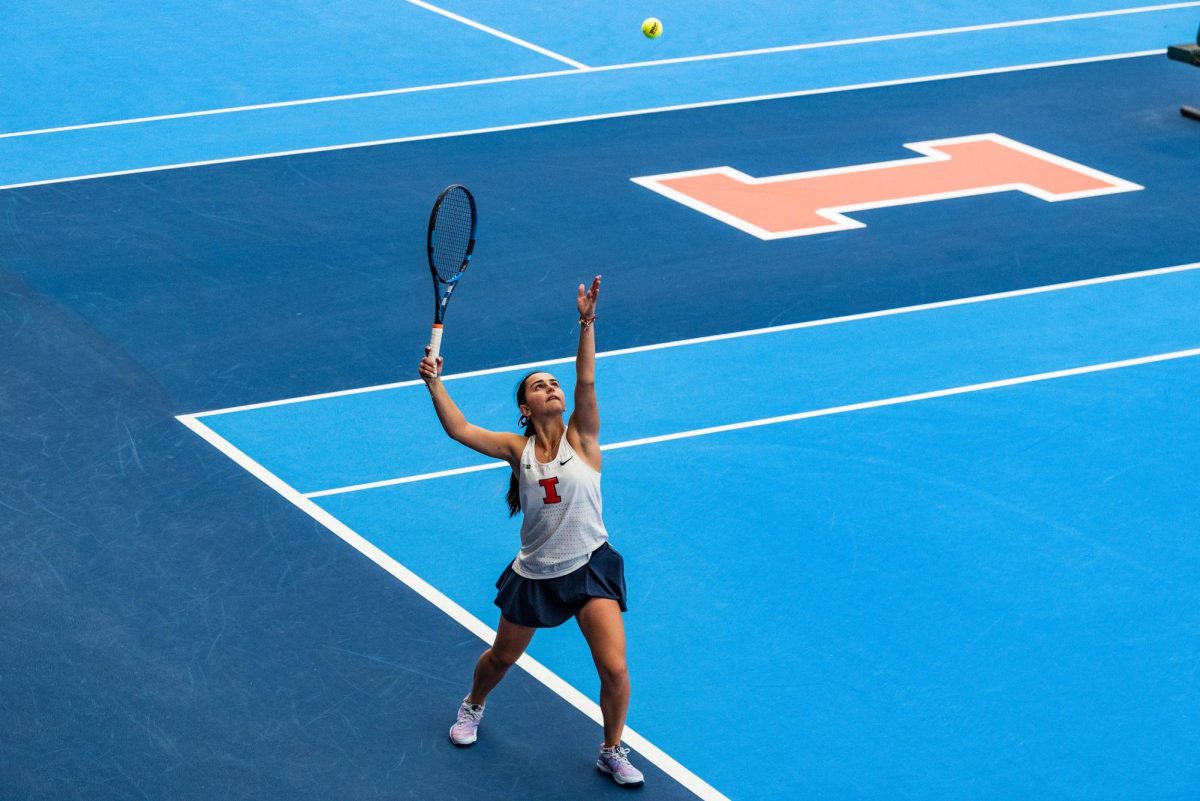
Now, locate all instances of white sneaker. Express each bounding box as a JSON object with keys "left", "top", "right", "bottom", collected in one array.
[
  {"left": 596, "top": 744, "right": 645, "bottom": 786},
  {"left": 449, "top": 697, "right": 484, "bottom": 746}
]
